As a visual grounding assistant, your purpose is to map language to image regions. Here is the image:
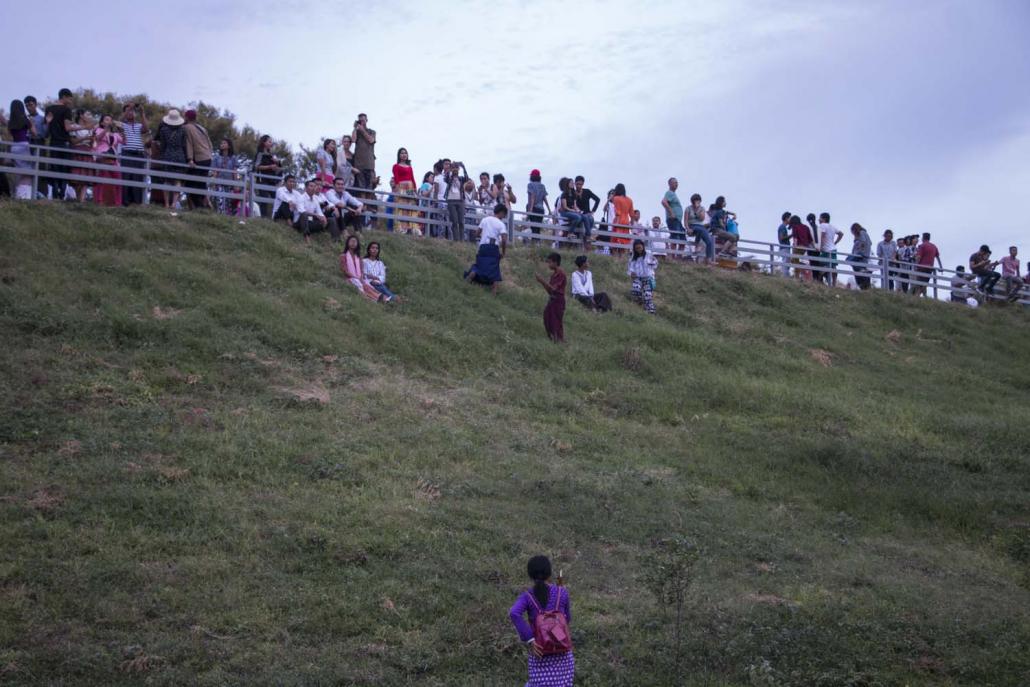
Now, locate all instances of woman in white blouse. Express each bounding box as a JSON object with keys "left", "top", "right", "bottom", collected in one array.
[{"left": 362, "top": 241, "right": 397, "bottom": 302}]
